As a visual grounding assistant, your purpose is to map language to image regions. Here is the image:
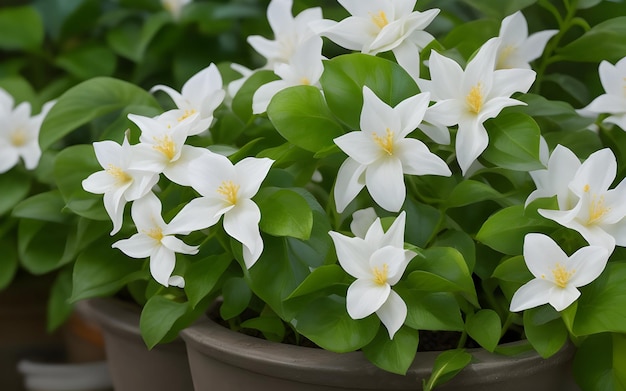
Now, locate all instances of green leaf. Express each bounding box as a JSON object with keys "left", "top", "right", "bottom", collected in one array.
[
  {"left": 476, "top": 204, "right": 556, "bottom": 255},
  {"left": 558, "top": 17, "right": 626, "bottom": 63},
  {"left": 492, "top": 255, "right": 533, "bottom": 283},
  {"left": 55, "top": 44, "right": 117, "bottom": 80},
  {"left": 47, "top": 266, "right": 74, "bottom": 332},
  {"left": 12, "top": 191, "right": 69, "bottom": 224},
  {"left": 461, "top": 0, "right": 538, "bottom": 18},
  {"left": 0, "top": 6, "right": 43, "bottom": 50},
  {"left": 184, "top": 252, "right": 232, "bottom": 309},
  {"left": 573, "top": 333, "right": 626, "bottom": 390},
  {"left": 483, "top": 112, "right": 543, "bottom": 171},
  {"left": 267, "top": 85, "right": 344, "bottom": 153},
  {"left": 257, "top": 188, "right": 313, "bottom": 240},
  {"left": 432, "top": 230, "right": 476, "bottom": 273},
  {"left": 70, "top": 239, "right": 145, "bottom": 302},
  {"left": 445, "top": 180, "right": 504, "bottom": 208},
  {"left": 106, "top": 12, "right": 170, "bottom": 62},
  {"left": 231, "top": 70, "right": 278, "bottom": 122},
  {"left": 423, "top": 349, "right": 472, "bottom": 391},
  {"left": 523, "top": 306, "right": 568, "bottom": 358},
  {"left": 573, "top": 262, "right": 626, "bottom": 336},
  {"left": 442, "top": 19, "right": 499, "bottom": 59},
  {"left": 404, "top": 198, "right": 442, "bottom": 248},
  {"left": 54, "top": 145, "right": 108, "bottom": 221},
  {"left": 402, "top": 291, "right": 465, "bottom": 332},
  {"left": 295, "top": 296, "right": 379, "bottom": 353},
  {"left": 320, "top": 53, "right": 420, "bottom": 129},
  {"left": 220, "top": 277, "right": 252, "bottom": 320},
  {"left": 286, "top": 264, "right": 349, "bottom": 300},
  {"left": 362, "top": 326, "right": 419, "bottom": 375},
  {"left": 40, "top": 77, "right": 160, "bottom": 150},
  {"left": 408, "top": 247, "right": 478, "bottom": 307},
  {"left": 0, "top": 169, "right": 31, "bottom": 216},
  {"left": 0, "top": 238, "right": 18, "bottom": 290},
  {"left": 466, "top": 309, "right": 501, "bottom": 352},
  {"left": 240, "top": 316, "right": 286, "bottom": 342},
  {"left": 140, "top": 296, "right": 189, "bottom": 349},
  {"left": 18, "top": 219, "right": 73, "bottom": 274}
]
